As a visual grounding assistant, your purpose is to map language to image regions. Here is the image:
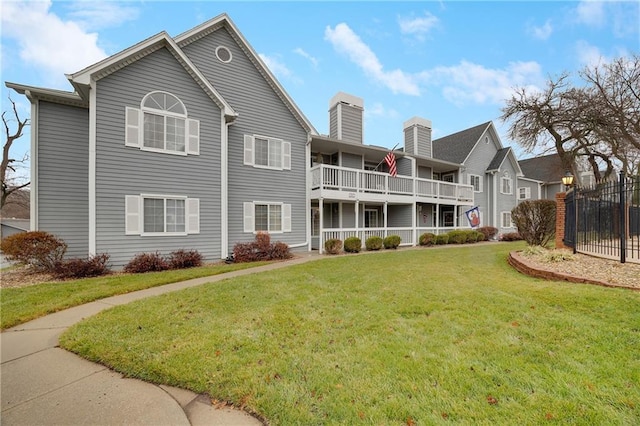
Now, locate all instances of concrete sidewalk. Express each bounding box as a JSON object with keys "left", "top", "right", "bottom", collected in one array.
[{"left": 1, "top": 253, "right": 320, "bottom": 425}]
